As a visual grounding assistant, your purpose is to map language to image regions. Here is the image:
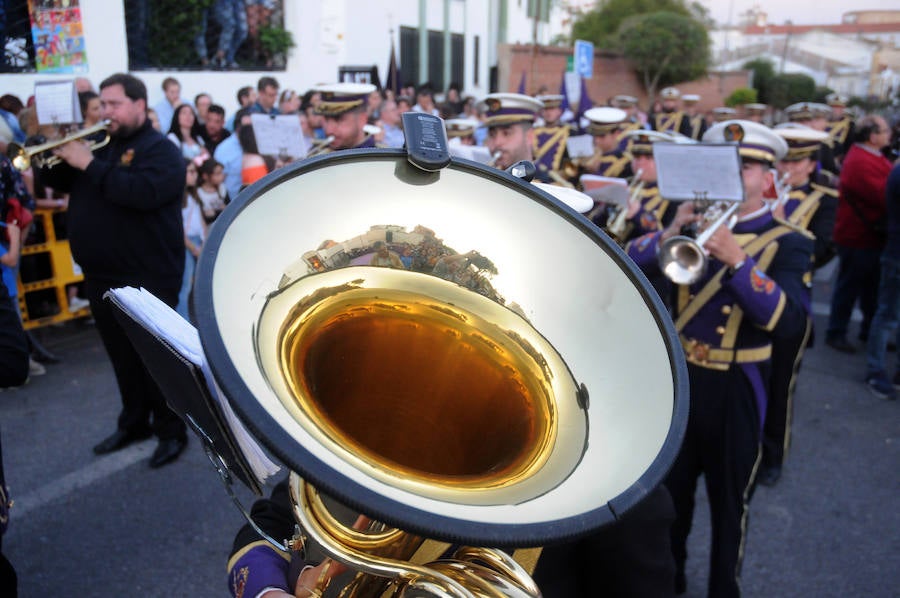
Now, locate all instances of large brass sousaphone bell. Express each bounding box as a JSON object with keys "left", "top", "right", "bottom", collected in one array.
[{"left": 193, "top": 147, "right": 688, "bottom": 596}]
